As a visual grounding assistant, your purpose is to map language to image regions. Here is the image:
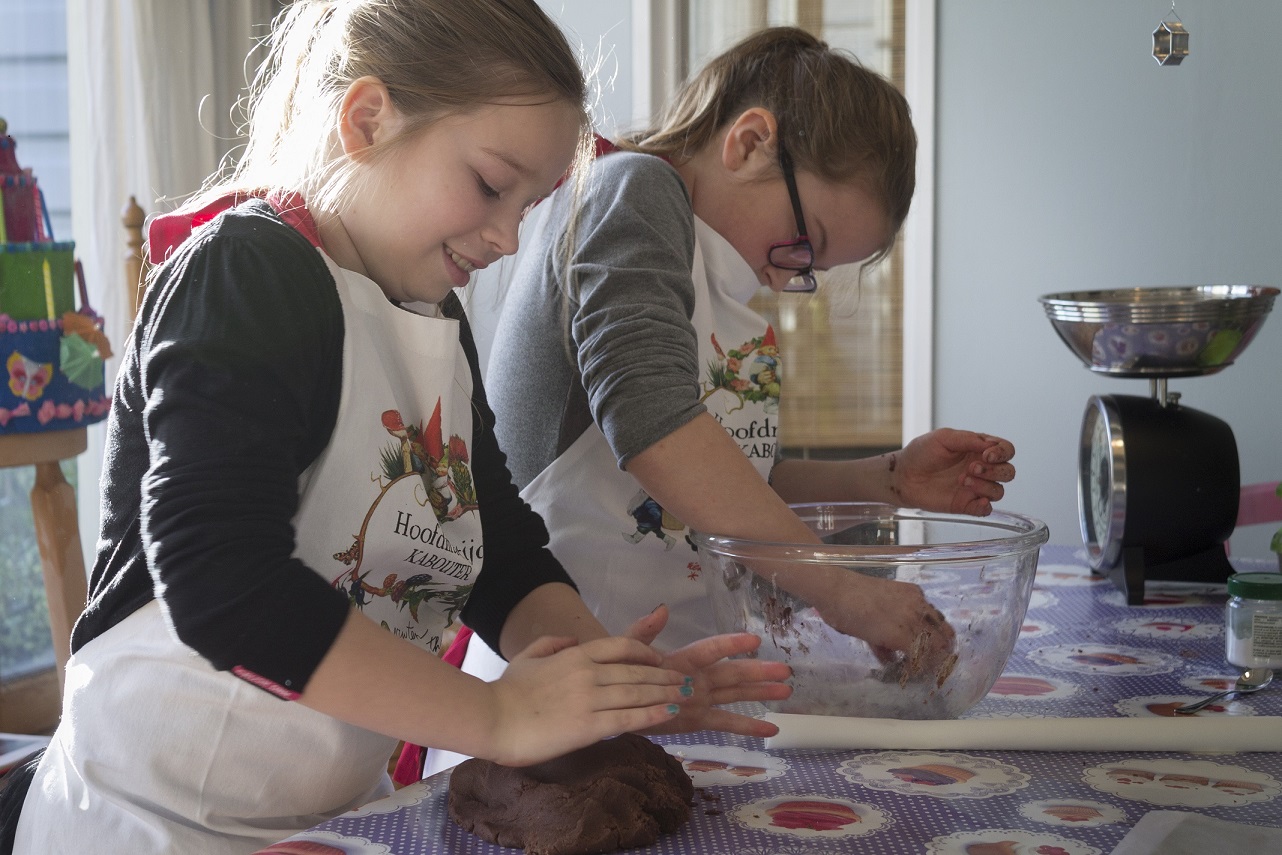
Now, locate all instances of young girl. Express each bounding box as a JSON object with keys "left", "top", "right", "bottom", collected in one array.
[
  {"left": 3, "top": 3, "right": 790, "bottom": 853},
  {"left": 463, "top": 28, "right": 1018, "bottom": 678}
]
